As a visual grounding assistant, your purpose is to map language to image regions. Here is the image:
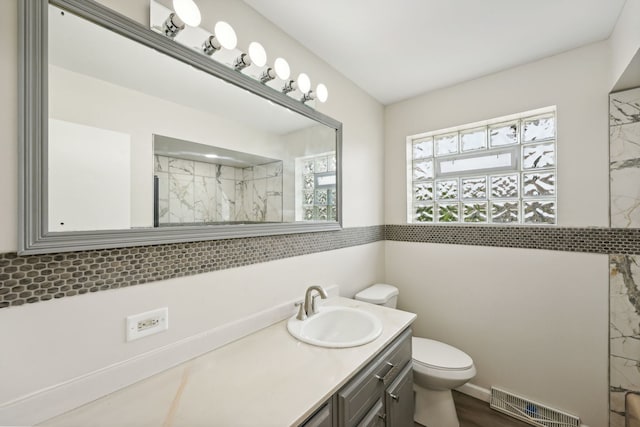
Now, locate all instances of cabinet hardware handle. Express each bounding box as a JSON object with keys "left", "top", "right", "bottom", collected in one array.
[
  {"left": 390, "top": 393, "right": 399, "bottom": 401},
  {"left": 378, "top": 413, "right": 386, "bottom": 420},
  {"left": 374, "top": 360, "right": 397, "bottom": 384}
]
